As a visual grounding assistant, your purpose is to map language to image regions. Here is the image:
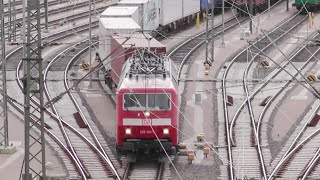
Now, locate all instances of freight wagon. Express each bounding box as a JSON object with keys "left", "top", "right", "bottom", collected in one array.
[
  {"left": 292, "top": 0, "right": 320, "bottom": 12},
  {"left": 108, "top": 33, "right": 166, "bottom": 87},
  {"left": 99, "top": 0, "right": 201, "bottom": 64}
]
